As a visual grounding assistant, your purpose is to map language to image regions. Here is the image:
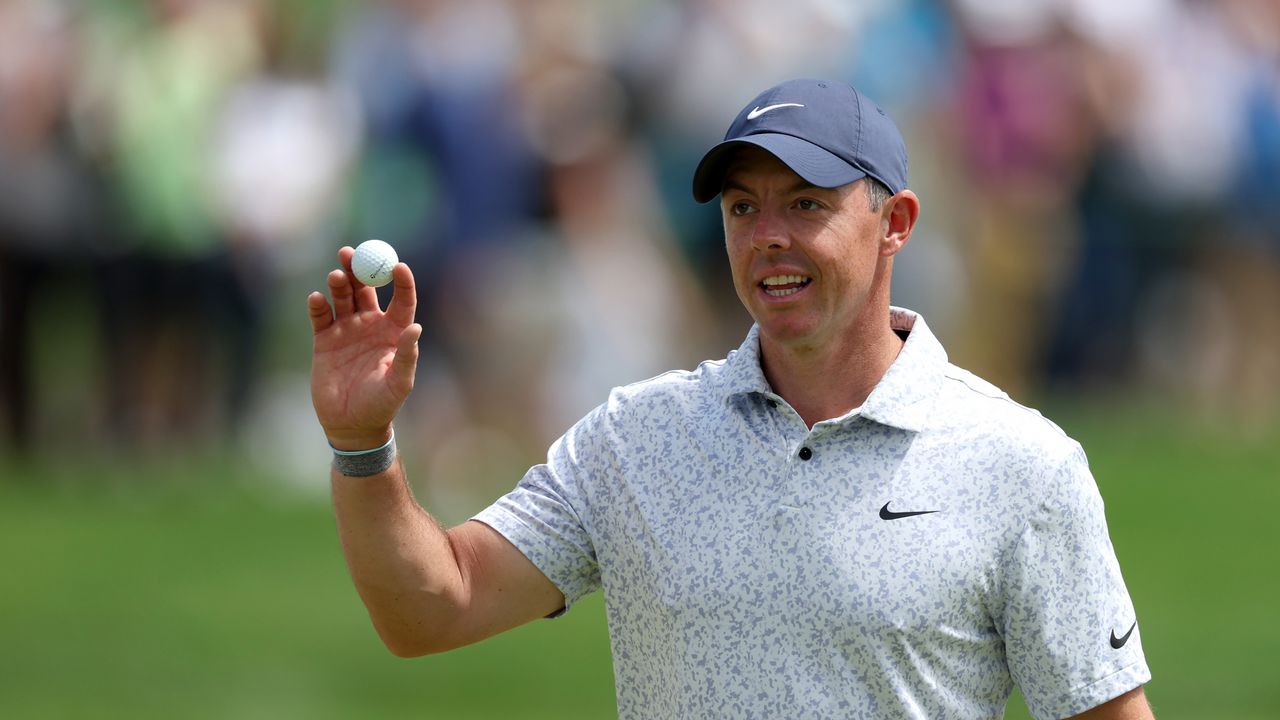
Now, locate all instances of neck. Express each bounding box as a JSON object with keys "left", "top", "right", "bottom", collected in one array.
[{"left": 759, "top": 302, "right": 904, "bottom": 429}]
